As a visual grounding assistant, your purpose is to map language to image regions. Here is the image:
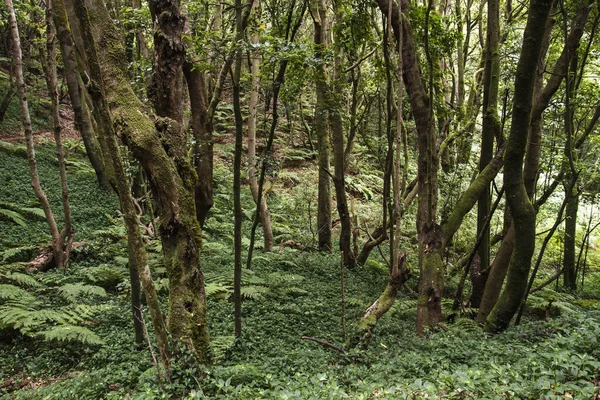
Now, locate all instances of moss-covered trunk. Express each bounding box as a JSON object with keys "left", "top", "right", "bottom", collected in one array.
[
  {"left": 71, "top": 0, "right": 209, "bottom": 361},
  {"left": 484, "top": 0, "right": 552, "bottom": 333},
  {"left": 477, "top": 0, "right": 501, "bottom": 280},
  {"left": 351, "top": 254, "right": 409, "bottom": 347}
]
